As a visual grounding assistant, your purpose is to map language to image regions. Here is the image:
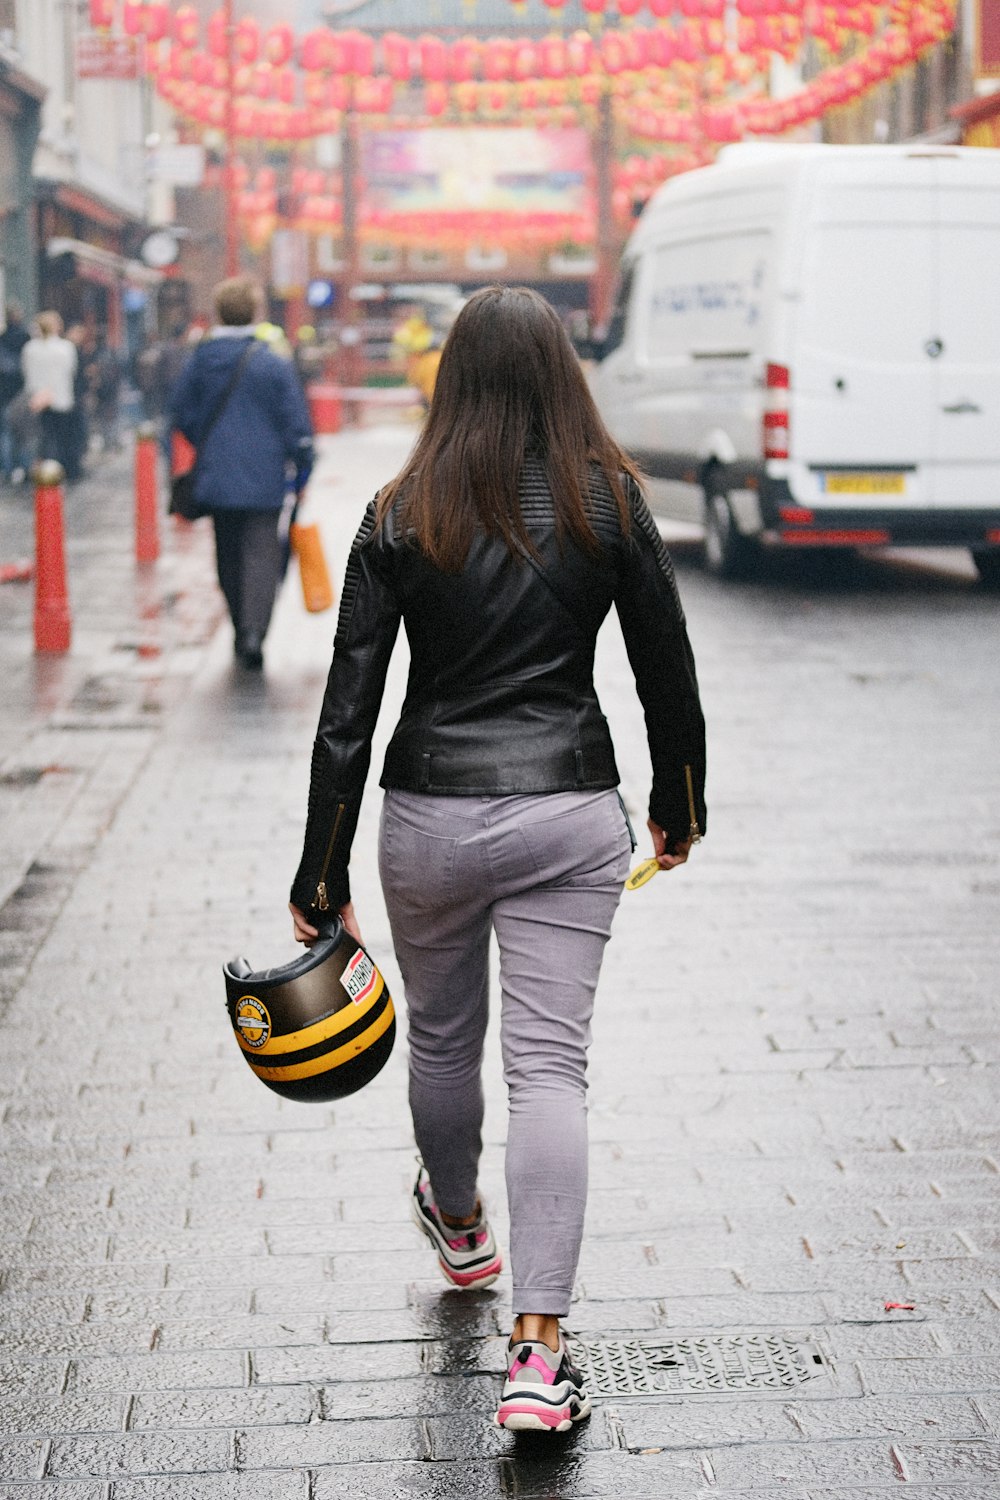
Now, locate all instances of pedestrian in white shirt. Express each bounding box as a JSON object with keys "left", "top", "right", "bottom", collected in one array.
[{"left": 21, "top": 311, "right": 79, "bottom": 480}]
